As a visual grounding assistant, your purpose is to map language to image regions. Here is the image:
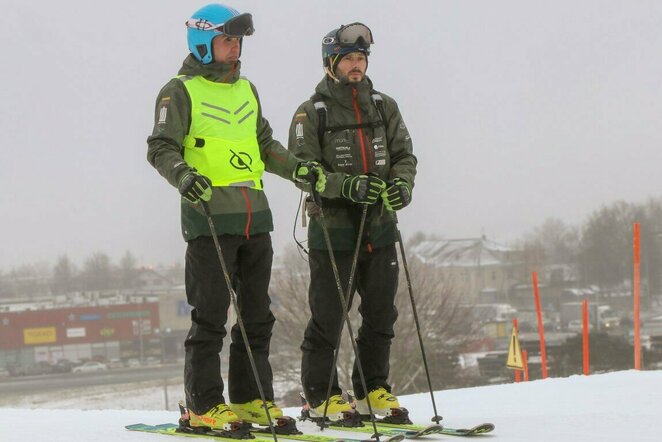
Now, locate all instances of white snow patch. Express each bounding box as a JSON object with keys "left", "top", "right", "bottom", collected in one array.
[{"left": 0, "top": 370, "right": 660, "bottom": 441}]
